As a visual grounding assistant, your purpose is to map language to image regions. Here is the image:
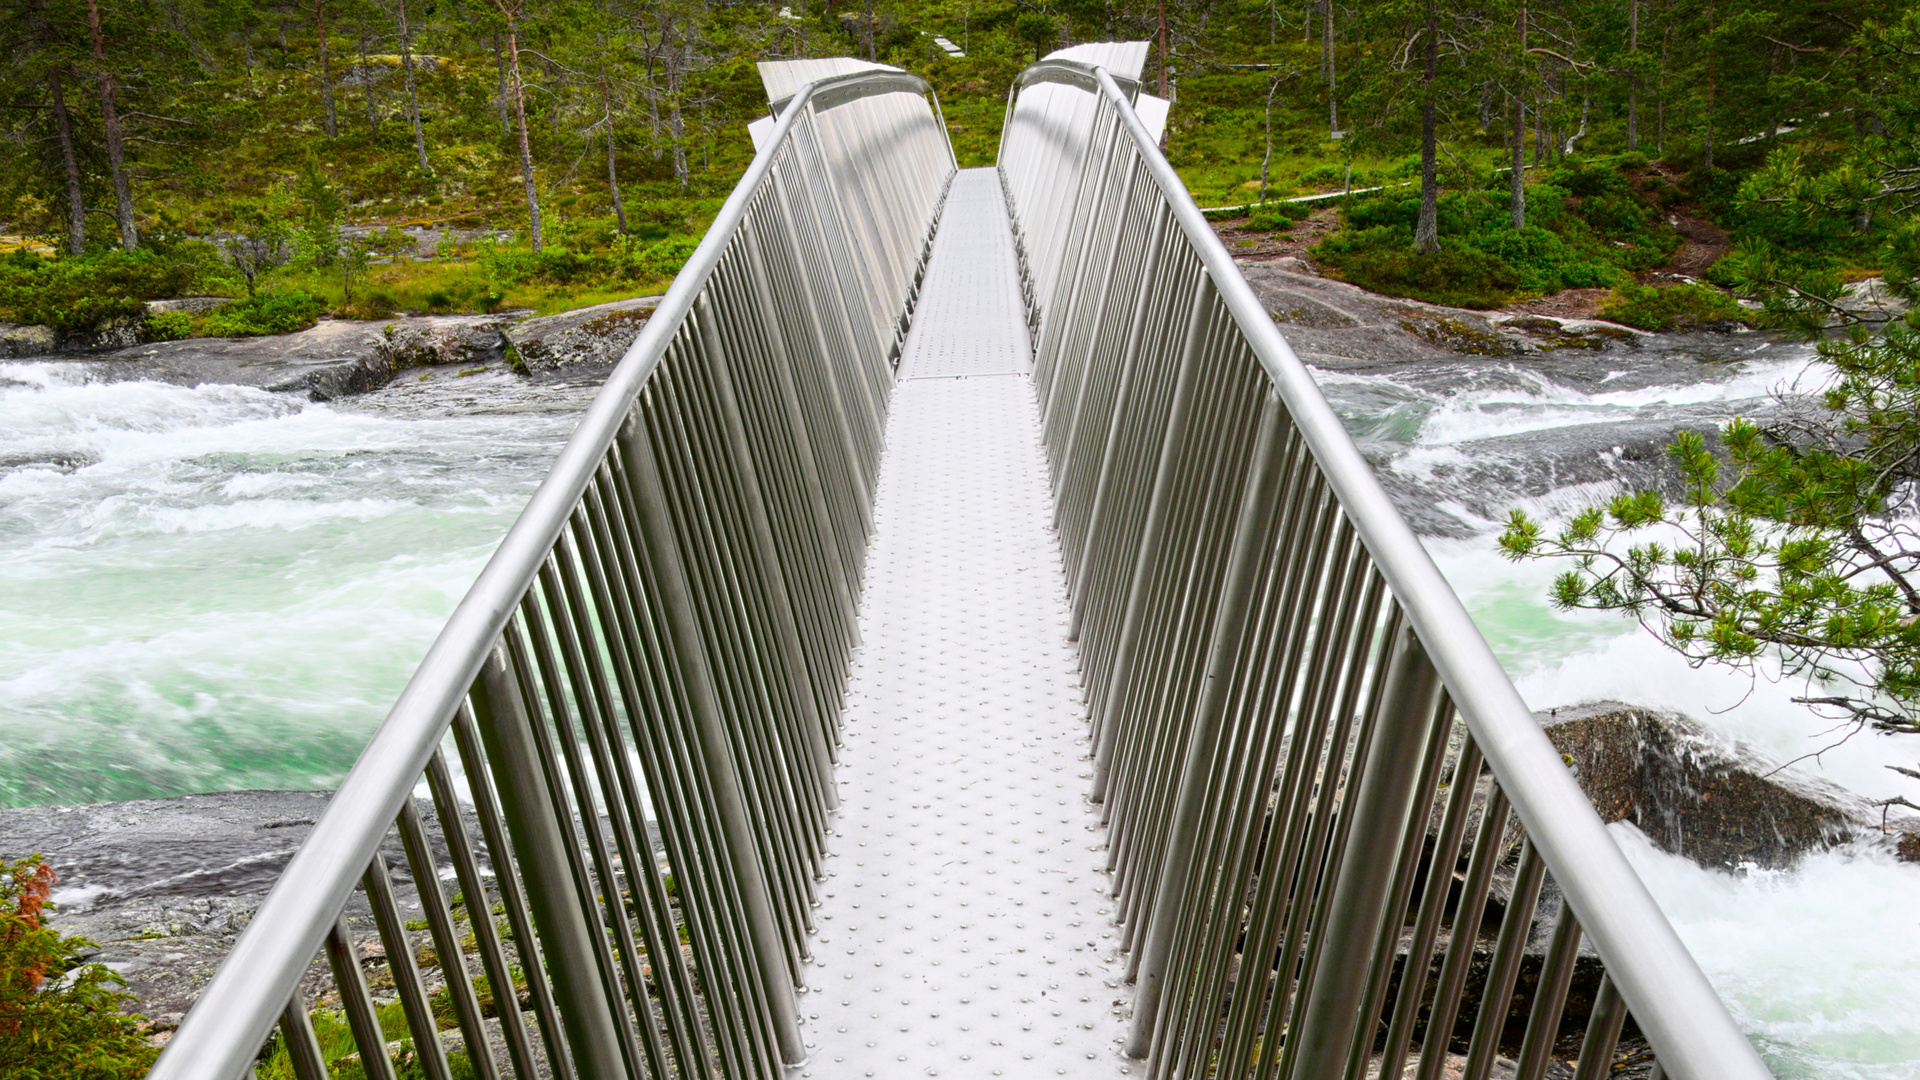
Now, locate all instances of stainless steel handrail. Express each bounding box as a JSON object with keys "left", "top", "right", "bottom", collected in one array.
[
  {"left": 998, "top": 59, "right": 1772, "bottom": 1080},
  {"left": 149, "top": 70, "right": 953, "bottom": 1080}
]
